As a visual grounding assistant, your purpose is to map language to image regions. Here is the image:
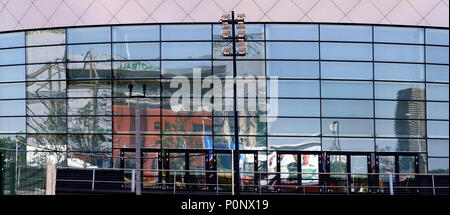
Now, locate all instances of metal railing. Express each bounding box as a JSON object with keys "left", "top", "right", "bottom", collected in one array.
[{"left": 54, "top": 167, "right": 449, "bottom": 195}]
